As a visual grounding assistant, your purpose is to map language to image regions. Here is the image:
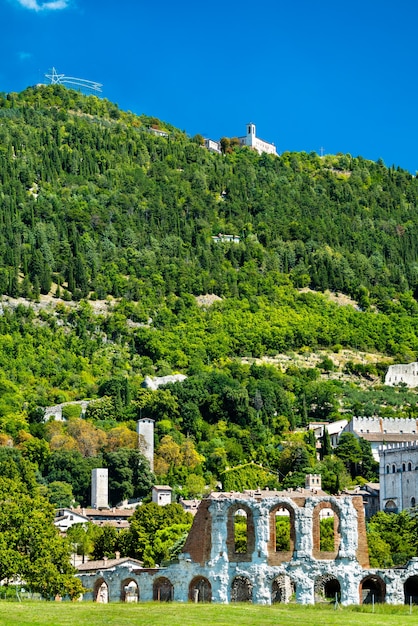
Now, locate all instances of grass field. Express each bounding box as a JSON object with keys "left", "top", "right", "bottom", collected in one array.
[{"left": 1, "top": 602, "right": 418, "bottom": 626}]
